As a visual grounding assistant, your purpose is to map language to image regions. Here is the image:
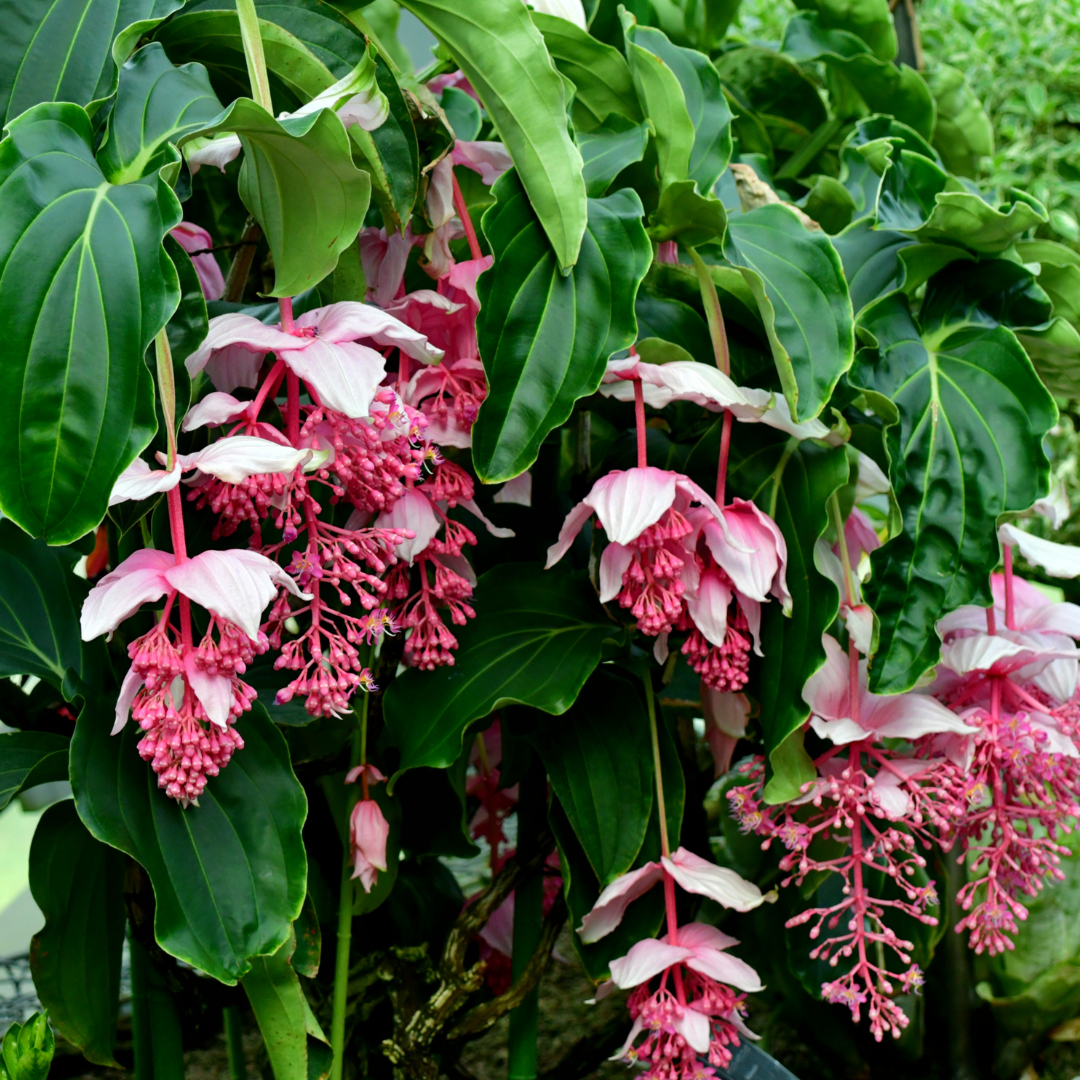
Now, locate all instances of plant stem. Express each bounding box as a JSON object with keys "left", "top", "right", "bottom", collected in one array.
[
  {"left": 129, "top": 933, "right": 154, "bottom": 1080},
  {"left": 235, "top": 0, "right": 273, "bottom": 112},
  {"left": 644, "top": 674, "right": 669, "bottom": 858},
  {"left": 943, "top": 845, "right": 978, "bottom": 1080},
  {"left": 828, "top": 492, "right": 858, "bottom": 609},
  {"left": 687, "top": 247, "right": 730, "bottom": 377},
  {"left": 1003, "top": 544, "right": 1016, "bottom": 630},
  {"left": 507, "top": 754, "right": 546, "bottom": 1080},
  {"left": 451, "top": 170, "right": 483, "bottom": 262},
  {"left": 222, "top": 1006, "right": 246, "bottom": 1080},
  {"left": 715, "top": 411, "right": 733, "bottom": 507},
  {"left": 224, "top": 218, "right": 263, "bottom": 302},
  {"left": 130, "top": 935, "right": 185, "bottom": 1080},
  {"left": 774, "top": 115, "right": 843, "bottom": 180},
  {"left": 634, "top": 379, "right": 647, "bottom": 469},
  {"left": 154, "top": 330, "right": 177, "bottom": 467}
]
